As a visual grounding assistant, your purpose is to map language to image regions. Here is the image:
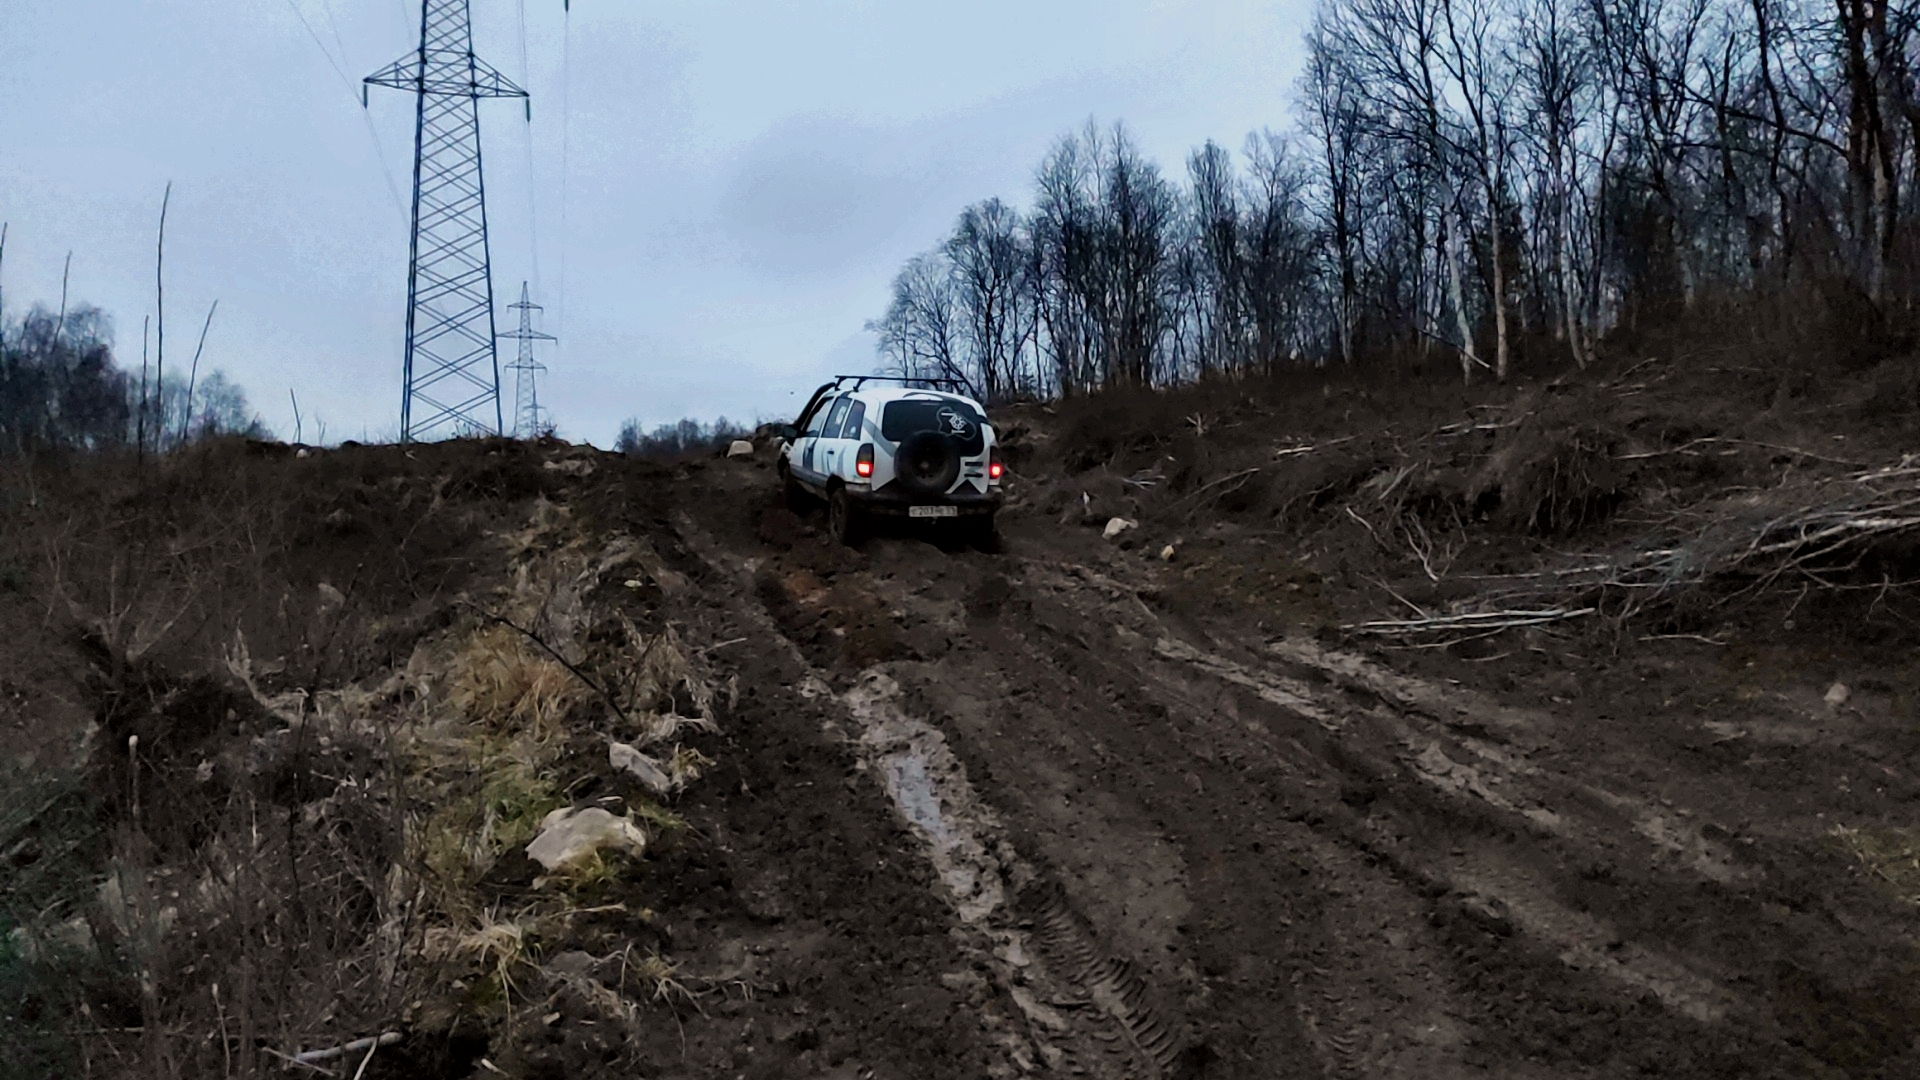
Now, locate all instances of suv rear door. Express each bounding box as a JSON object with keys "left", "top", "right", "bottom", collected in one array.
[
  {"left": 796, "top": 392, "right": 839, "bottom": 480},
  {"left": 815, "top": 394, "right": 854, "bottom": 479}
]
